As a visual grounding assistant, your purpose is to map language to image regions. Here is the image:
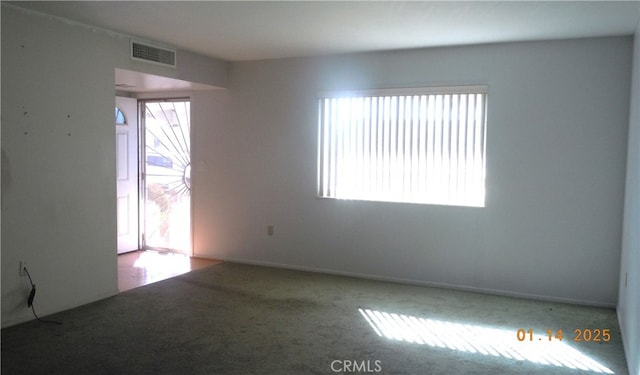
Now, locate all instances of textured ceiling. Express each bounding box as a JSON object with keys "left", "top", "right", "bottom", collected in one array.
[{"left": 10, "top": 1, "right": 640, "bottom": 62}]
